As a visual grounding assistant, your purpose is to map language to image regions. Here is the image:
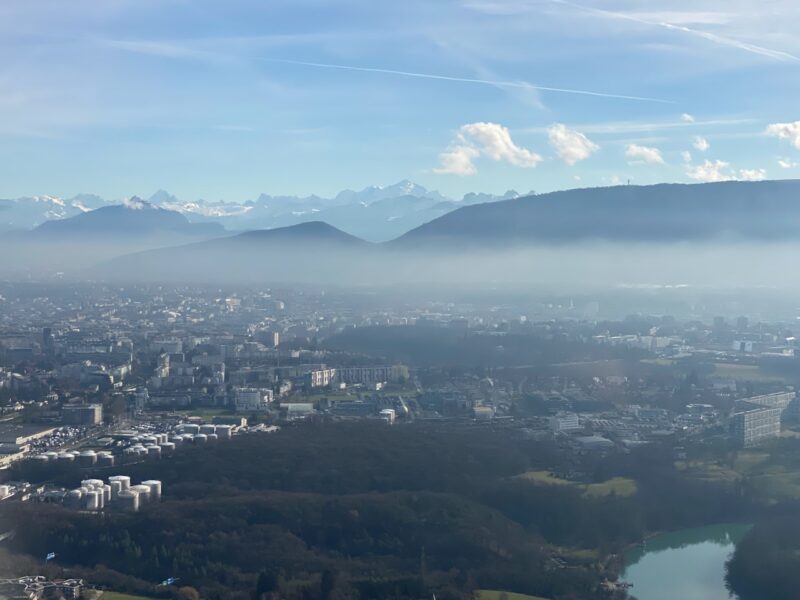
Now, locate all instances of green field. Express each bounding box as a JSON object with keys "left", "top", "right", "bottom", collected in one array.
[
  {"left": 516, "top": 471, "right": 637, "bottom": 497},
  {"left": 170, "top": 407, "right": 234, "bottom": 419},
  {"left": 677, "top": 446, "right": 800, "bottom": 502},
  {"left": 712, "top": 363, "right": 785, "bottom": 382},
  {"left": 585, "top": 477, "right": 638, "bottom": 497},
  {"left": 476, "top": 590, "right": 549, "bottom": 600},
  {"left": 515, "top": 470, "right": 572, "bottom": 485}
]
